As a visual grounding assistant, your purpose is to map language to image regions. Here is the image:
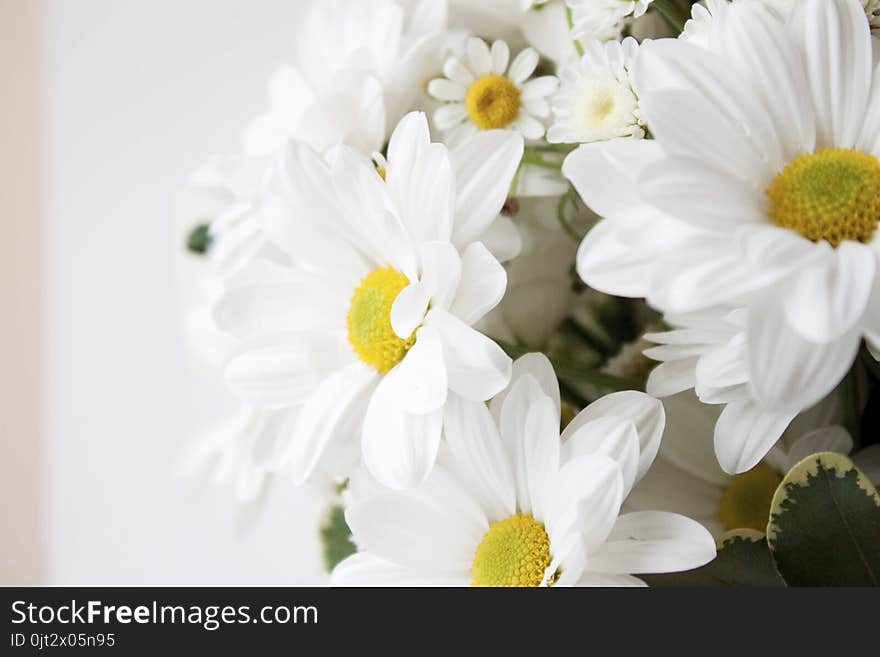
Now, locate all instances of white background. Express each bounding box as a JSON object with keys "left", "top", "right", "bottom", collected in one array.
[{"left": 43, "top": 0, "right": 326, "bottom": 584}]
